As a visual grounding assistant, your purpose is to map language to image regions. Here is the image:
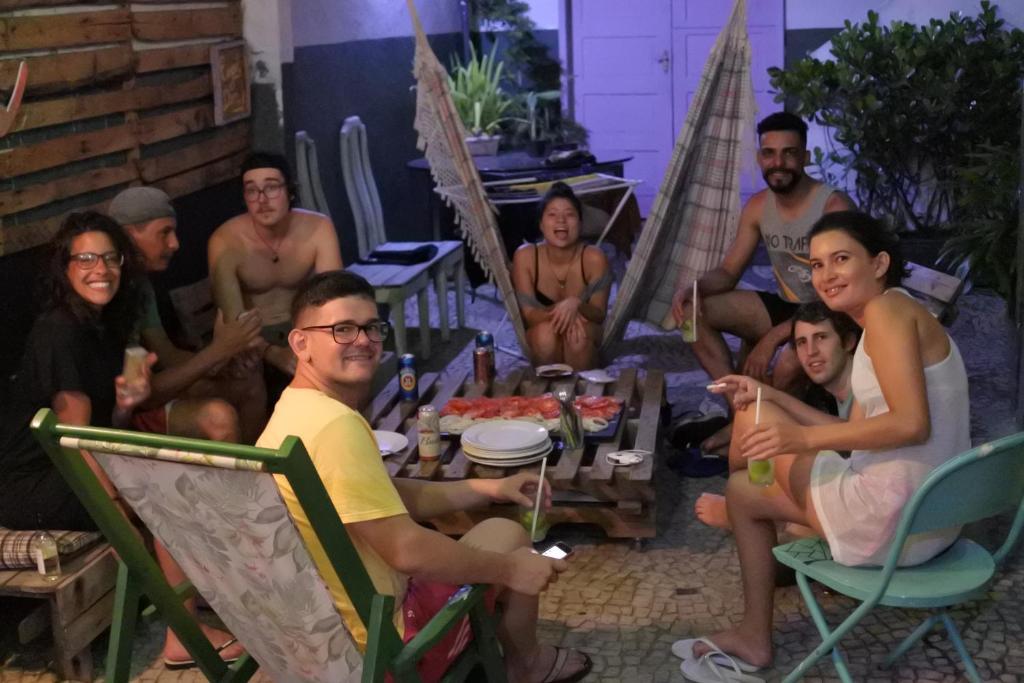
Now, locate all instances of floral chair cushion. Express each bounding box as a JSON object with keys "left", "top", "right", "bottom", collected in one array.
[{"left": 94, "top": 453, "right": 364, "bottom": 682}]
